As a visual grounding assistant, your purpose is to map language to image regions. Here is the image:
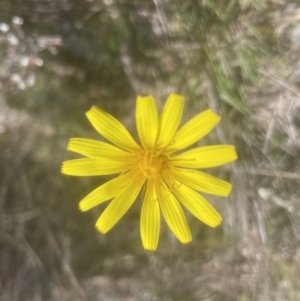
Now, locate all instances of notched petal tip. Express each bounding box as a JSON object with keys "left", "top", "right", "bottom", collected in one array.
[
  {"left": 78, "top": 202, "right": 86, "bottom": 212},
  {"left": 66, "top": 138, "right": 75, "bottom": 152},
  {"left": 144, "top": 246, "right": 157, "bottom": 252},
  {"left": 137, "top": 94, "right": 152, "bottom": 99},
  {"left": 169, "top": 93, "right": 184, "bottom": 100},
  {"left": 227, "top": 146, "right": 238, "bottom": 164},
  {"left": 210, "top": 216, "right": 223, "bottom": 228},
  {"left": 223, "top": 145, "right": 238, "bottom": 164},
  {"left": 181, "top": 237, "right": 192, "bottom": 244},
  {"left": 61, "top": 162, "right": 67, "bottom": 174},
  {"left": 207, "top": 108, "right": 221, "bottom": 118},
  {"left": 85, "top": 107, "right": 99, "bottom": 122},
  {"left": 223, "top": 183, "right": 233, "bottom": 197},
  {"left": 95, "top": 224, "right": 105, "bottom": 234},
  {"left": 85, "top": 106, "right": 101, "bottom": 120},
  {"left": 210, "top": 111, "right": 221, "bottom": 125},
  {"left": 87, "top": 105, "right": 98, "bottom": 113},
  {"left": 66, "top": 138, "right": 74, "bottom": 150},
  {"left": 85, "top": 107, "right": 95, "bottom": 118},
  {"left": 232, "top": 146, "right": 238, "bottom": 160}
]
